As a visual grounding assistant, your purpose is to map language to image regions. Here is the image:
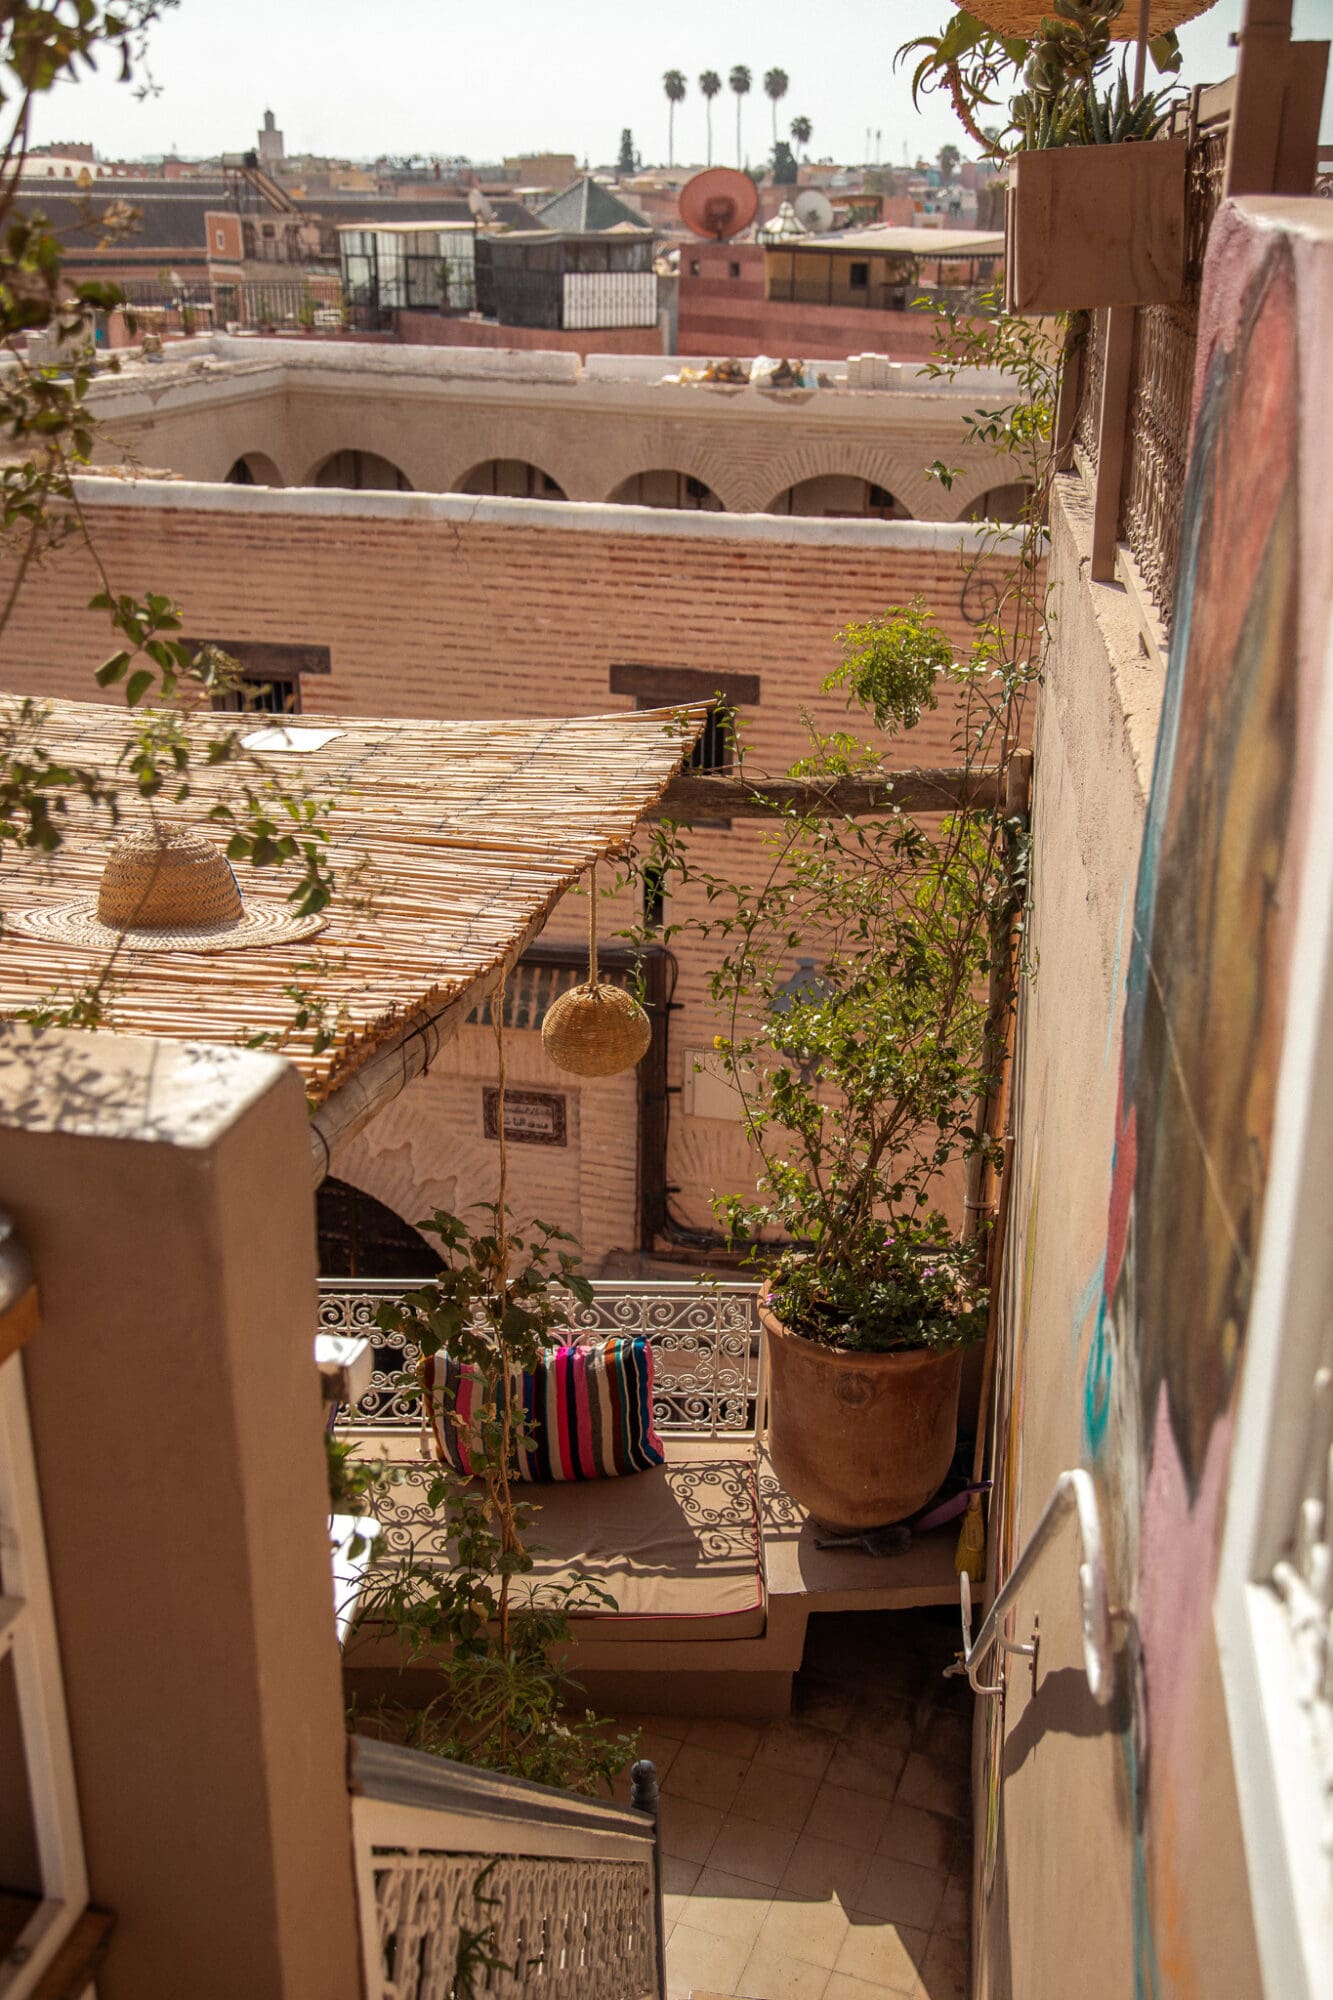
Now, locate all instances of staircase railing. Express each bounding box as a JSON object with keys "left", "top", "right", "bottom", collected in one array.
[
  {"left": 348, "top": 1735, "right": 664, "bottom": 2000},
  {"left": 950, "top": 1468, "right": 1117, "bottom": 1705}
]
